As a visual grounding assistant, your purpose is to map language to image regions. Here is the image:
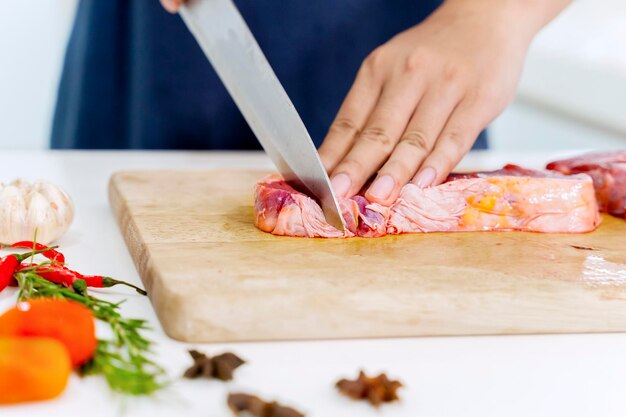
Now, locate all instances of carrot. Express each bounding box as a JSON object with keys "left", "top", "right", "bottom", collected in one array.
[
  {"left": 0, "top": 337, "right": 71, "bottom": 404},
  {"left": 0, "top": 299, "right": 97, "bottom": 367}
]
